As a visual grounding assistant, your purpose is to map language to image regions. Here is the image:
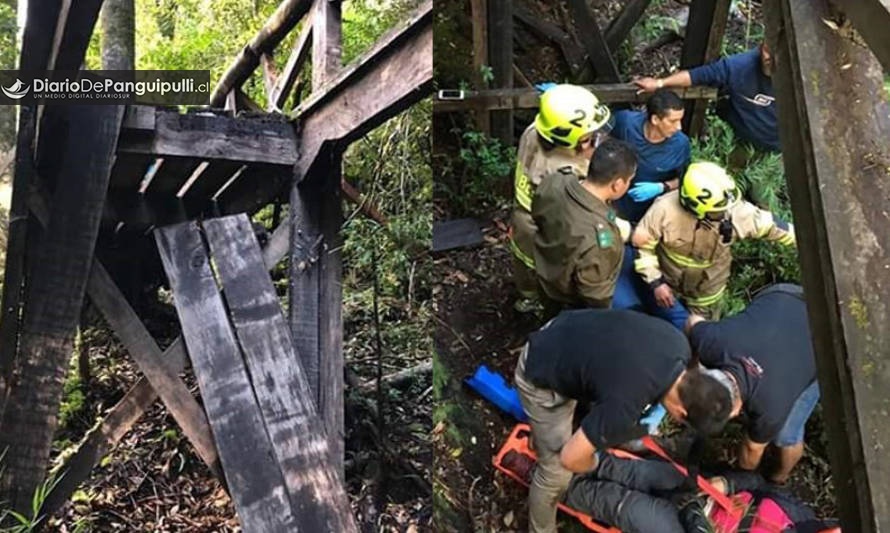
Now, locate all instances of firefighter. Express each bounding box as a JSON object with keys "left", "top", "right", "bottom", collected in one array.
[
  {"left": 632, "top": 162, "right": 795, "bottom": 320},
  {"left": 511, "top": 84, "right": 613, "bottom": 311},
  {"left": 531, "top": 139, "right": 636, "bottom": 317}
]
